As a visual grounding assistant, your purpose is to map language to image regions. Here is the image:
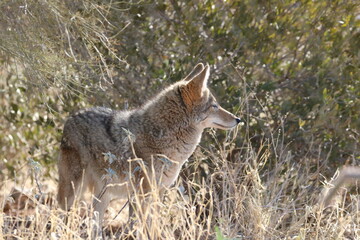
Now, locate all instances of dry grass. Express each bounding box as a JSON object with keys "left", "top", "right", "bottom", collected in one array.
[{"left": 1, "top": 131, "right": 359, "bottom": 240}]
